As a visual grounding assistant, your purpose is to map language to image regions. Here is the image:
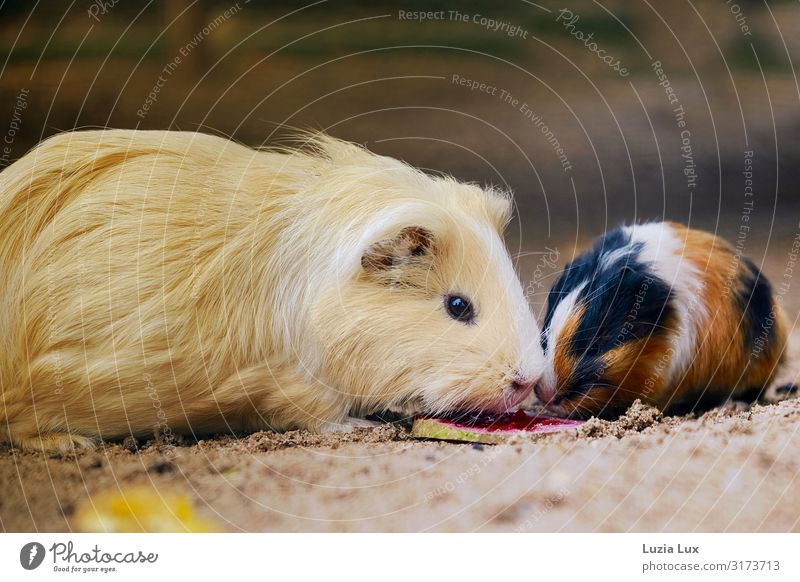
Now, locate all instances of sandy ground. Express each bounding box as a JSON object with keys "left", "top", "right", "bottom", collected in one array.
[
  {"left": 2, "top": 246, "right": 799, "bottom": 533},
  {"left": 0, "top": 238, "right": 798, "bottom": 533},
  {"left": 3, "top": 385, "right": 800, "bottom": 533}
]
